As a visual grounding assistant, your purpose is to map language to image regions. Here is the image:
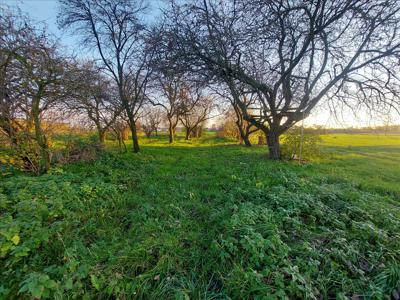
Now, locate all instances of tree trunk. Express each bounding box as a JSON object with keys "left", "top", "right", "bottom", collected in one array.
[
  {"left": 116, "top": 131, "right": 122, "bottom": 149},
  {"left": 242, "top": 135, "right": 251, "bottom": 147},
  {"left": 266, "top": 131, "right": 281, "bottom": 160},
  {"left": 168, "top": 118, "right": 175, "bottom": 143},
  {"left": 32, "top": 94, "right": 50, "bottom": 173},
  {"left": 130, "top": 120, "right": 140, "bottom": 153},
  {"left": 185, "top": 127, "right": 190, "bottom": 140},
  {"left": 98, "top": 128, "right": 106, "bottom": 143},
  {"left": 115, "top": 130, "right": 127, "bottom": 153},
  {"left": 195, "top": 126, "right": 202, "bottom": 138},
  {"left": 236, "top": 121, "right": 251, "bottom": 147},
  {"left": 145, "top": 130, "right": 152, "bottom": 138}
]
